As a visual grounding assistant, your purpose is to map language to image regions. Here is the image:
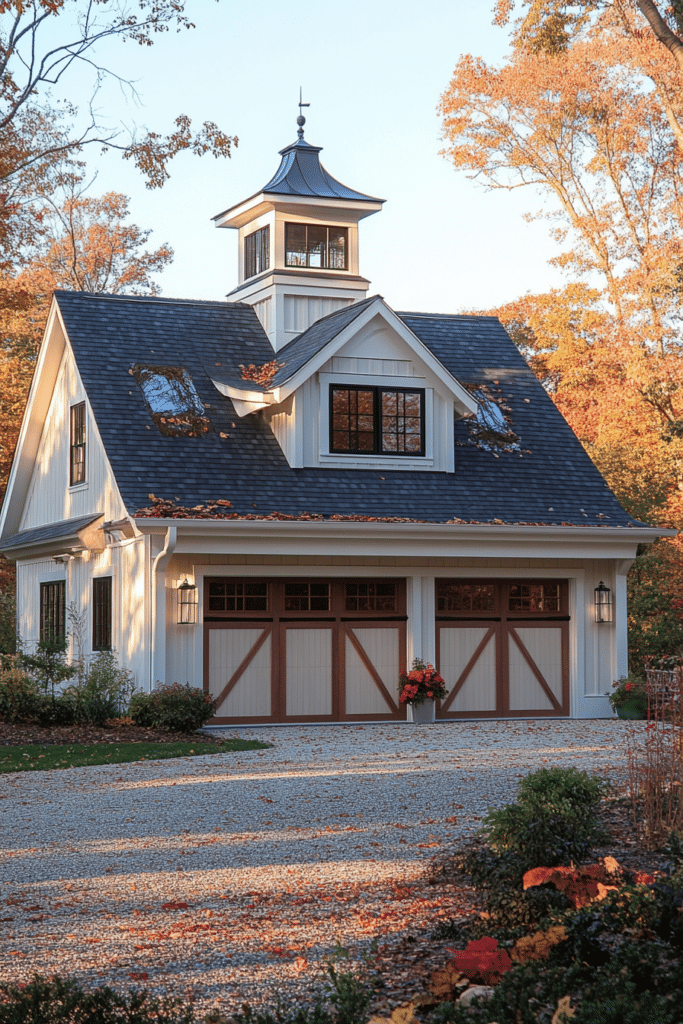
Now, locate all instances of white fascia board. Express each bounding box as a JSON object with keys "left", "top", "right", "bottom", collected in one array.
[
  {"left": 214, "top": 193, "right": 383, "bottom": 230},
  {"left": 133, "top": 518, "right": 670, "bottom": 561},
  {"left": 213, "top": 194, "right": 274, "bottom": 229},
  {"left": 244, "top": 297, "right": 479, "bottom": 414},
  {"left": 228, "top": 396, "right": 273, "bottom": 417},
  {"left": 0, "top": 298, "right": 65, "bottom": 539}
]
